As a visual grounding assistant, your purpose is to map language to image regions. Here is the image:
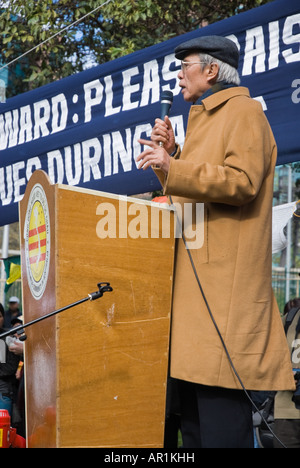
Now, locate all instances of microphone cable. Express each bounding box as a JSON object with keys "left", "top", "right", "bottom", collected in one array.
[{"left": 169, "top": 195, "right": 288, "bottom": 449}]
